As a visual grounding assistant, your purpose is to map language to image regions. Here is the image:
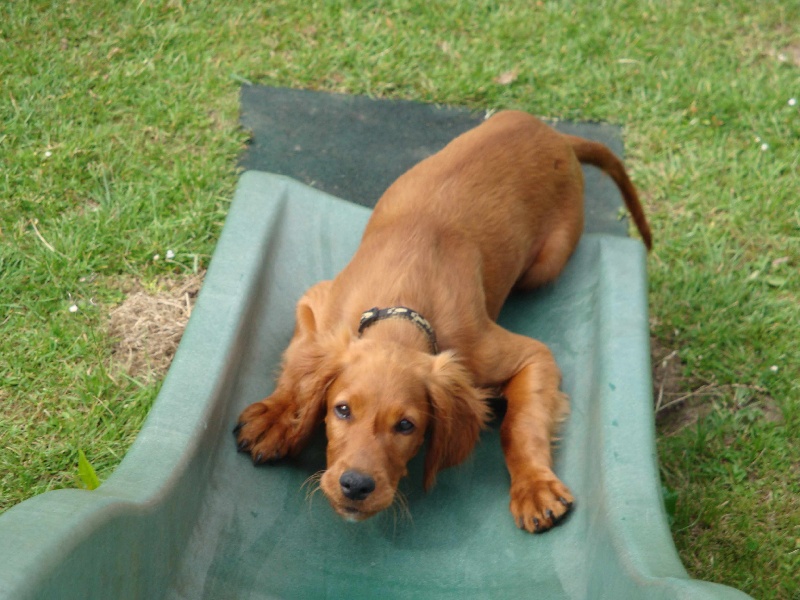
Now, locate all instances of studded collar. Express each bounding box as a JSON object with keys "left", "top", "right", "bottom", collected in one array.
[{"left": 357, "top": 306, "right": 439, "bottom": 354}]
